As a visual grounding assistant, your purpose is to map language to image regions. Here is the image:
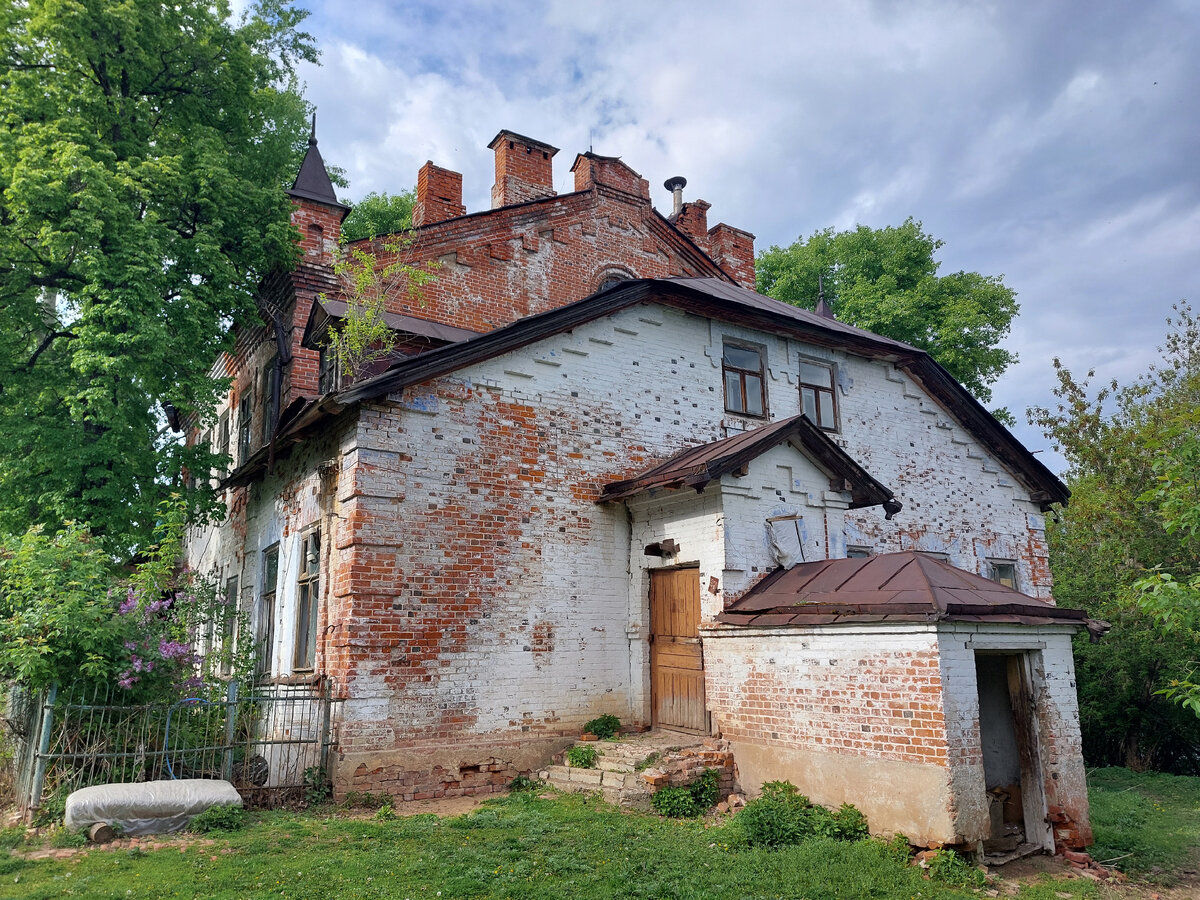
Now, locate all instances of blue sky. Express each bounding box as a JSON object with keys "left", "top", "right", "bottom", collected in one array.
[{"left": 282, "top": 0, "right": 1200, "bottom": 471}]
